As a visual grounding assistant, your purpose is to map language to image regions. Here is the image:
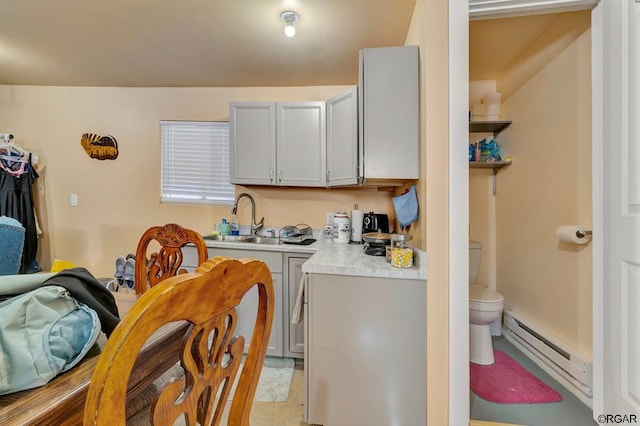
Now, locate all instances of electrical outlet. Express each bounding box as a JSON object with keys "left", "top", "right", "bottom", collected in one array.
[{"left": 70, "top": 193, "right": 78, "bottom": 207}]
